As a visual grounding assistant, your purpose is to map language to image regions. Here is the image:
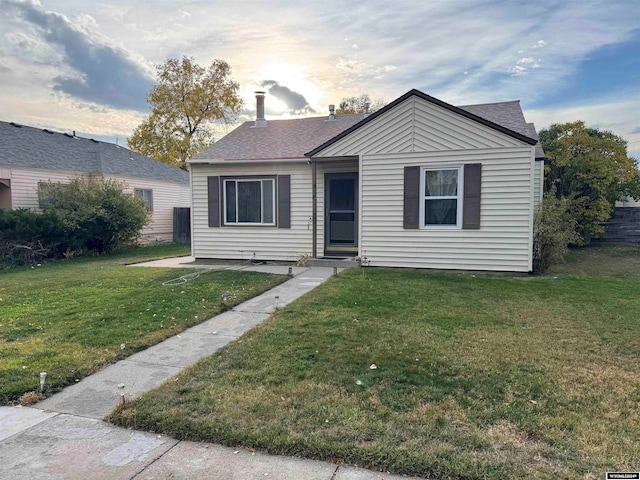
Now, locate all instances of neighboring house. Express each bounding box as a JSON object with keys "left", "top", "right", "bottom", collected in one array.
[
  {"left": 189, "top": 89, "right": 546, "bottom": 272},
  {"left": 616, "top": 197, "right": 640, "bottom": 208},
  {"left": 0, "top": 121, "right": 190, "bottom": 243}
]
